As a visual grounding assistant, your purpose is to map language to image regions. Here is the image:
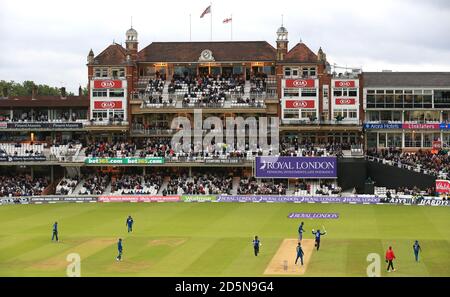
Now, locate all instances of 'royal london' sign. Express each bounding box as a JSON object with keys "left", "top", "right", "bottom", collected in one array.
[
  {"left": 85, "top": 157, "right": 165, "bottom": 165},
  {"left": 255, "top": 156, "right": 337, "bottom": 179}
]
